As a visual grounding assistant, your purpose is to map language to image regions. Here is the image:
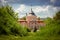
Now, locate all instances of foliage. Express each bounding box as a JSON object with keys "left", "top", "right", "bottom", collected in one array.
[
  {"left": 0, "top": 6, "right": 28, "bottom": 36},
  {"left": 20, "top": 16, "right": 26, "bottom": 20},
  {"left": 44, "top": 17, "right": 52, "bottom": 24},
  {"left": 53, "top": 11, "right": 60, "bottom": 23},
  {"left": 0, "top": 6, "right": 60, "bottom": 40},
  {"left": 37, "top": 17, "right": 40, "bottom": 20},
  {"left": 53, "top": 11, "right": 60, "bottom": 21},
  {"left": 35, "top": 11, "right": 60, "bottom": 37}
]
